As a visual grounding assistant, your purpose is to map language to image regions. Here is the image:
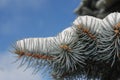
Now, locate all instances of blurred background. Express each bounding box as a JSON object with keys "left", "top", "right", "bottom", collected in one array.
[{"left": 0, "top": 0, "right": 80, "bottom": 80}]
